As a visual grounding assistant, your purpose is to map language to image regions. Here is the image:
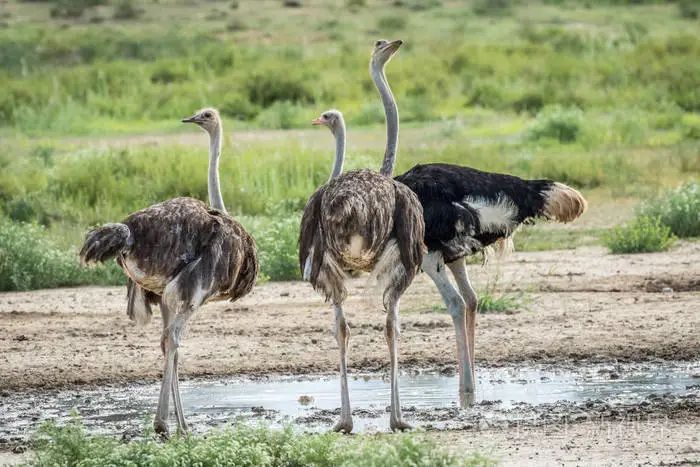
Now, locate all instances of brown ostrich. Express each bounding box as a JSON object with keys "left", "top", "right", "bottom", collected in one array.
[
  {"left": 80, "top": 108, "right": 258, "bottom": 437},
  {"left": 299, "top": 40, "right": 425, "bottom": 433}
]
